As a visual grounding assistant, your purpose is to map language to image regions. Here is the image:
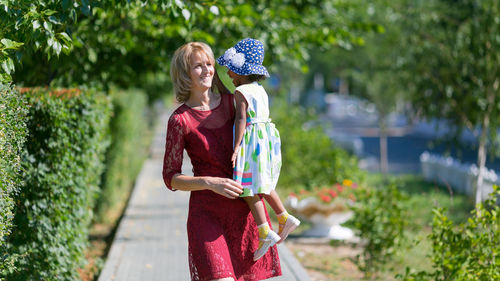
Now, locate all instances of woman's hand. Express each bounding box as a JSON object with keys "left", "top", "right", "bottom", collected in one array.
[
  {"left": 205, "top": 177, "right": 243, "bottom": 199},
  {"left": 231, "top": 145, "right": 240, "bottom": 168}
]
